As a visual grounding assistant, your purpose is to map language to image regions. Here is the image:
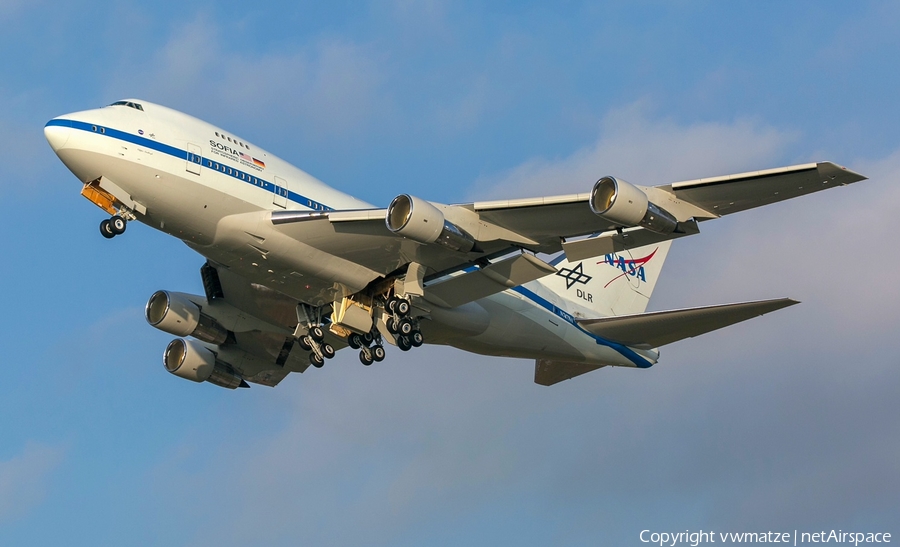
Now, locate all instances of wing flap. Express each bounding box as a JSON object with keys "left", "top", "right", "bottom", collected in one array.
[
  {"left": 424, "top": 253, "right": 556, "bottom": 308},
  {"left": 562, "top": 219, "right": 700, "bottom": 261},
  {"left": 578, "top": 298, "right": 799, "bottom": 349}
]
